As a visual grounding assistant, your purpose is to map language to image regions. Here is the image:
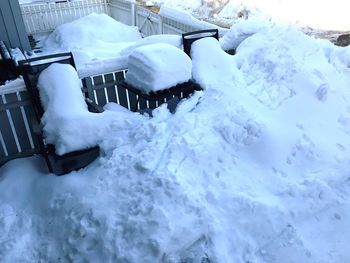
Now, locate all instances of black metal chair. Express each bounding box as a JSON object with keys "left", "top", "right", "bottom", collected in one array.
[
  {"left": 19, "top": 53, "right": 102, "bottom": 175},
  {"left": 182, "top": 29, "right": 219, "bottom": 57},
  {"left": 117, "top": 80, "right": 202, "bottom": 115}
]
